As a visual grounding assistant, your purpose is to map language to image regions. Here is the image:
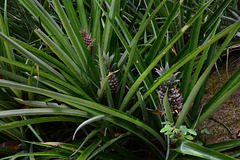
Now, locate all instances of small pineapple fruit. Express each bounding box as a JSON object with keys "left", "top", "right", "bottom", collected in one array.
[
  {"left": 80, "top": 29, "right": 93, "bottom": 52},
  {"left": 155, "top": 63, "right": 183, "bottom": 111},
  {"left": 102, "top": 52, "right": 118, "bottom": 96}
]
